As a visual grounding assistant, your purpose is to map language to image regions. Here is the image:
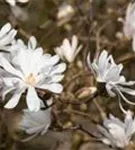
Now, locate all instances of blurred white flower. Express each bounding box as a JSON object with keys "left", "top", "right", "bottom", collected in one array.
[
  {"left": 6, "top": 0, "right": 29, "bottom": 22},
  {"left": 56, "top": 3, "right": 75, "bottom": 26},
  {"left": 98, "top": 110, "right": 135, "bottom": 148},
  {"left": 6, "top": 0, "right": 29, "bottom": 6},
  {"left": 11, "top": 5, "right": 29, "bottom": 22},
  {"left": 19, "top": 99, "right": 52, "bottom": 141},
  {"left": 0, "top": 36, "right": 66, "bottom": 112},
  {"left": 20, "top": 108, "right": 51, "bottom": 135},
  {"left": 123, "top": 2, "right": 135, "bottom": 39},
  {"left": 87, "top": 50, "right": 135, "bottom": 112},
  {"left": 57, "top": 3, "right": 74, "bottom": 20},
  {"left": 0, "top": 23, "right": 17, "bottom": 51},
  {"left": 55, "top": 35, "right": 82, "bottom": 63}
]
